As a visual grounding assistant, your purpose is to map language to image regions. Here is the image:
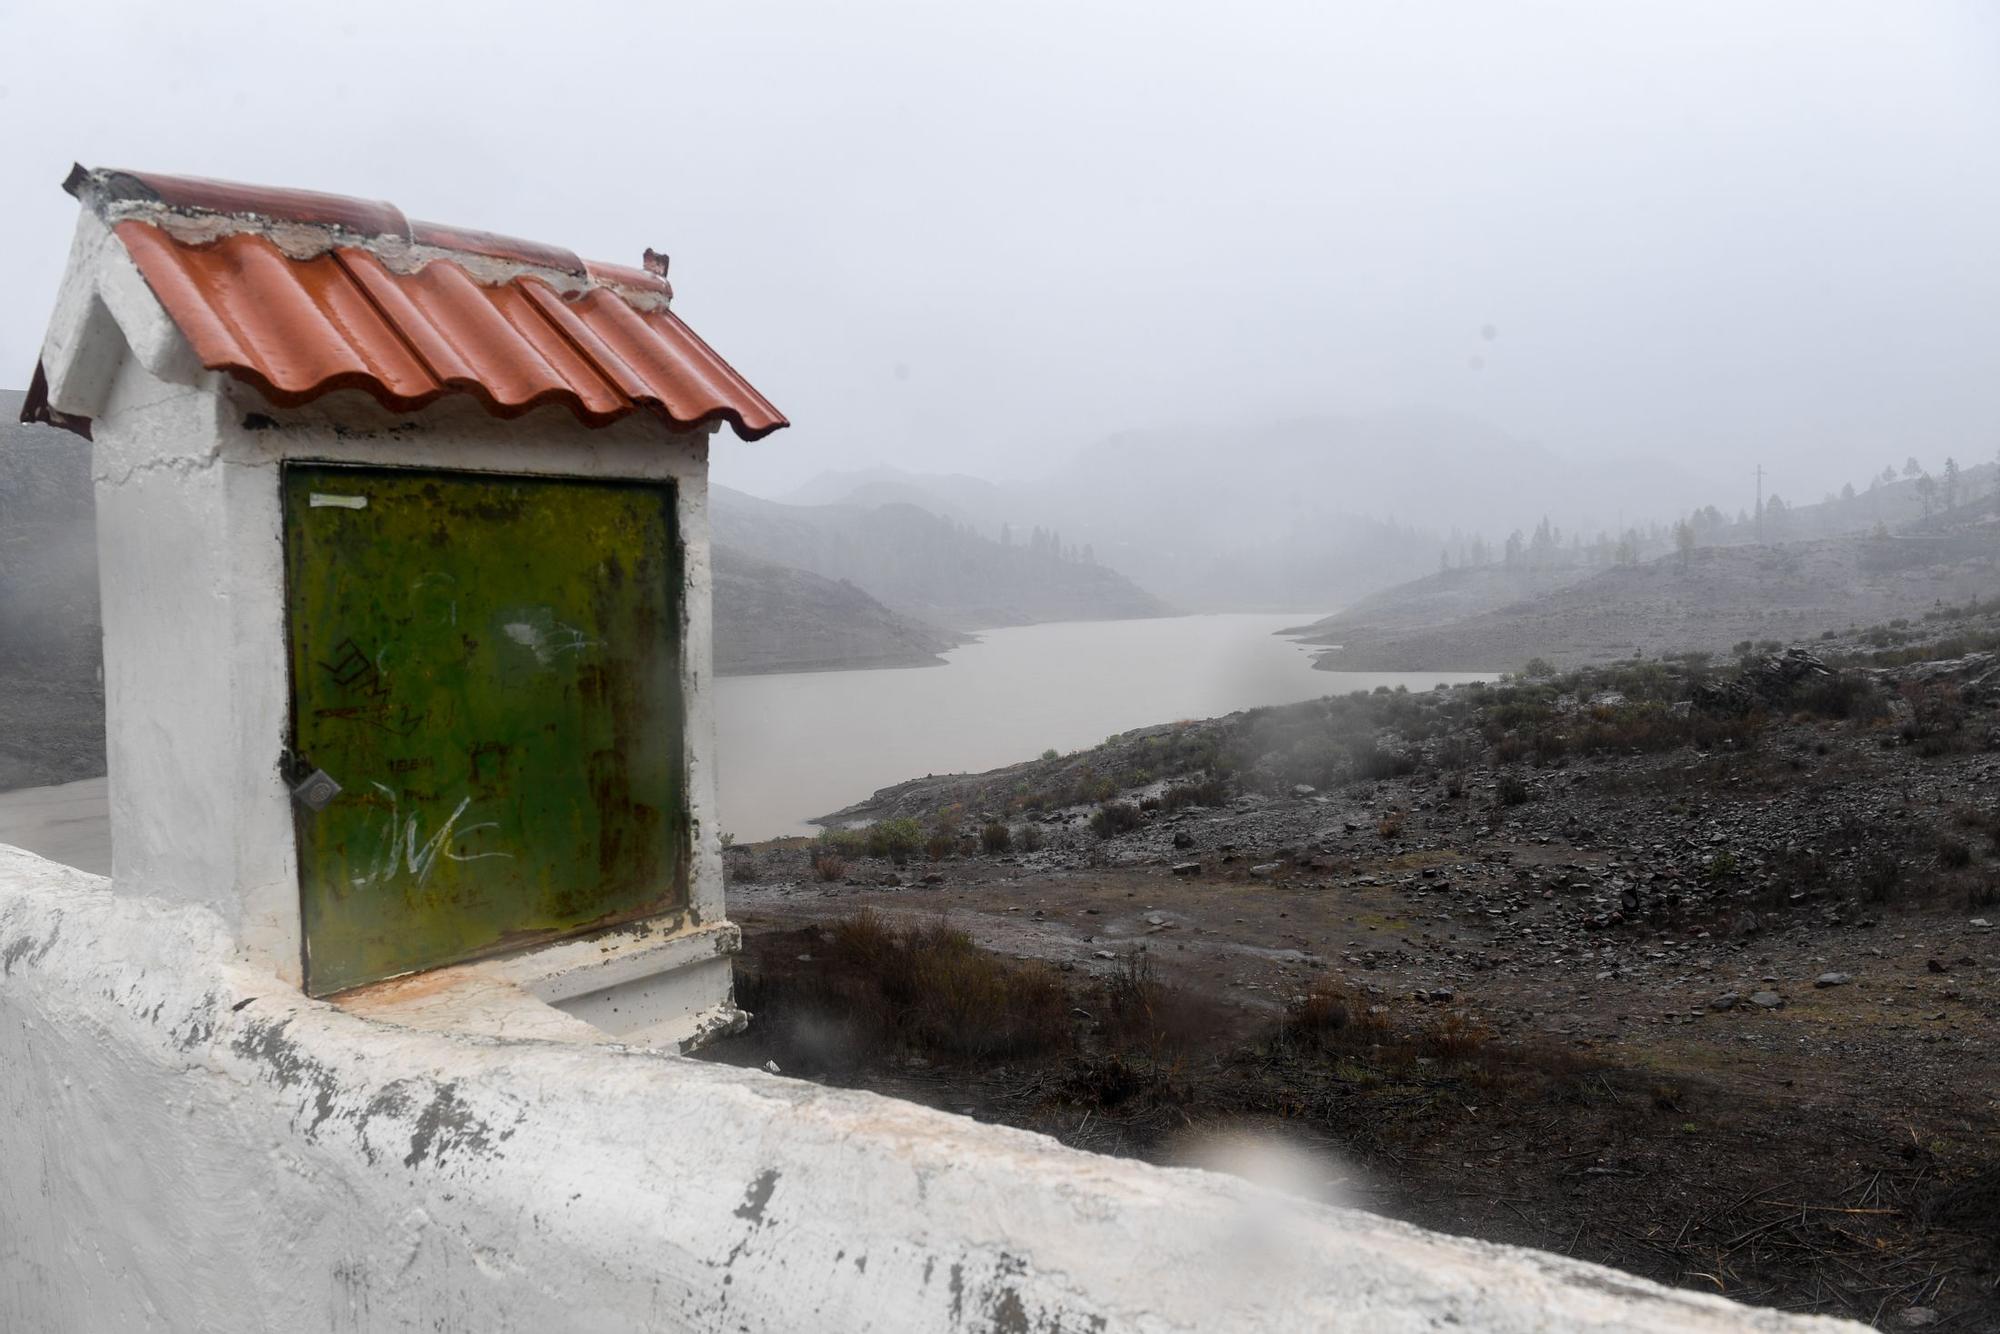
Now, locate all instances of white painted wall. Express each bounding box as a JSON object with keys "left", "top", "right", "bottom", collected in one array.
[
  {"left": 33, "top": 209, "right": 732, "bottom": 1028},
  {"left": 0, "top": 848, "right": 1862, "bottom": 1333}
]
